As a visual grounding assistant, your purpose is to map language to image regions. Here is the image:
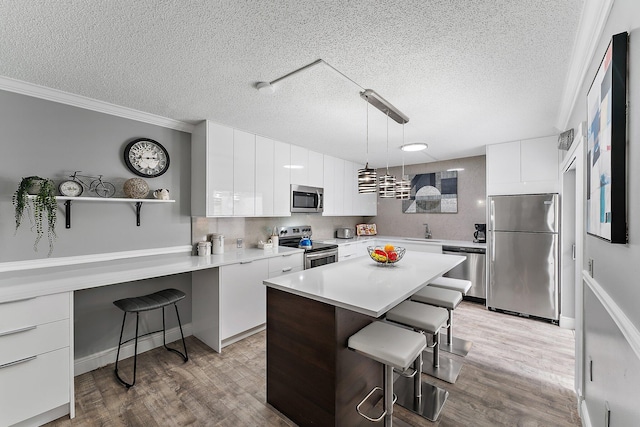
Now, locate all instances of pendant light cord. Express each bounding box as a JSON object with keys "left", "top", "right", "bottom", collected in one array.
[
  {"left": 366, "top": 100, "right": 369, "bottom": 165},
  {"left": 386, "top": 110, "right": 390, "bottom": 174},
  {"left": 402, "top": 123, "right": 405, "bottom": 178}
]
